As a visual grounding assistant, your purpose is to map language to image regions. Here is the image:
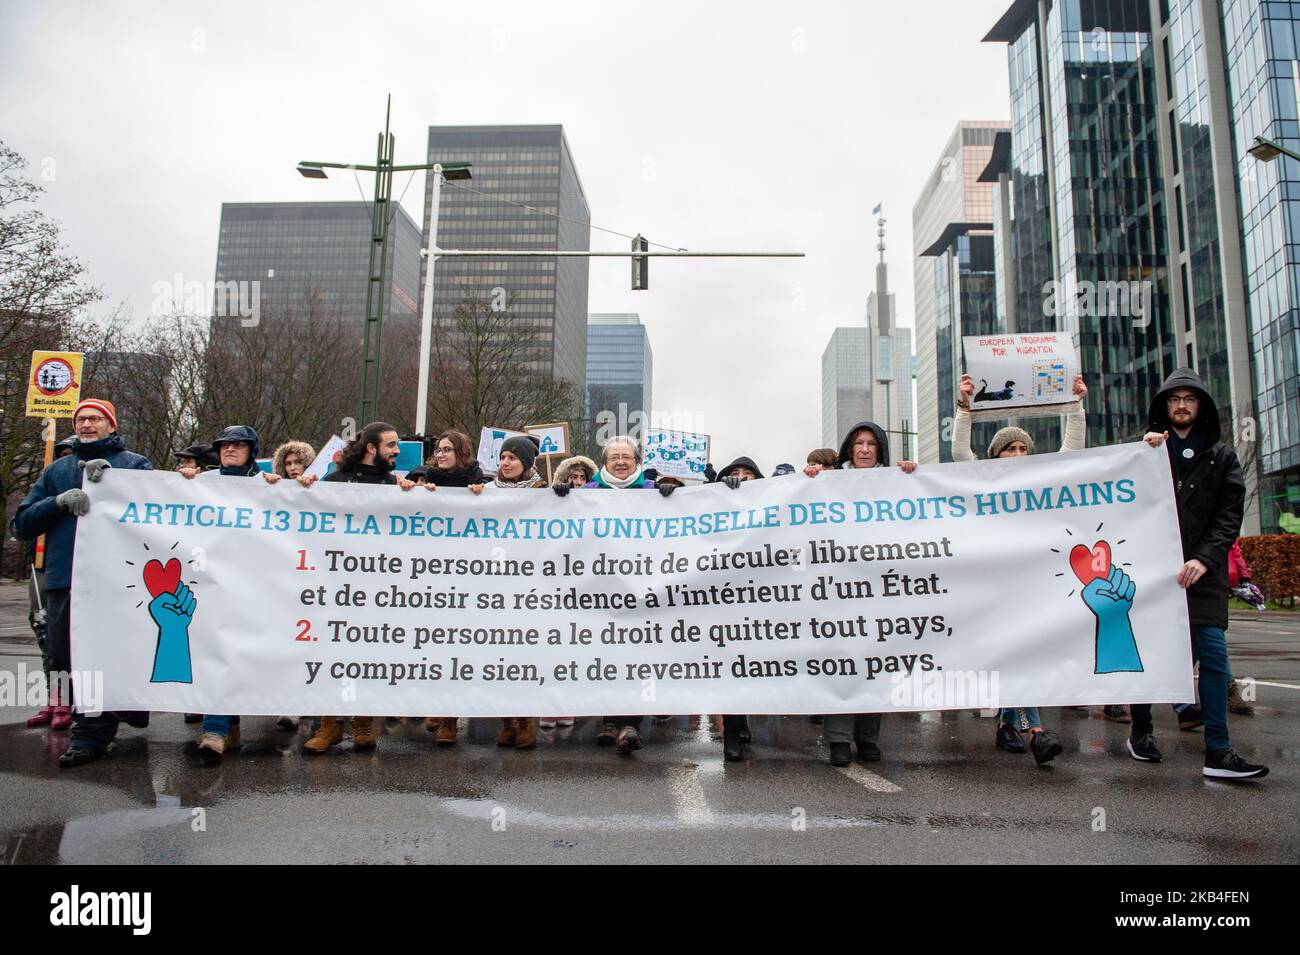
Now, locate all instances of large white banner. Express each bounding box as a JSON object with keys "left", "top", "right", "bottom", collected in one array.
[{"left": 71, "top": 443, "right": 1194, "bottom": 717}]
